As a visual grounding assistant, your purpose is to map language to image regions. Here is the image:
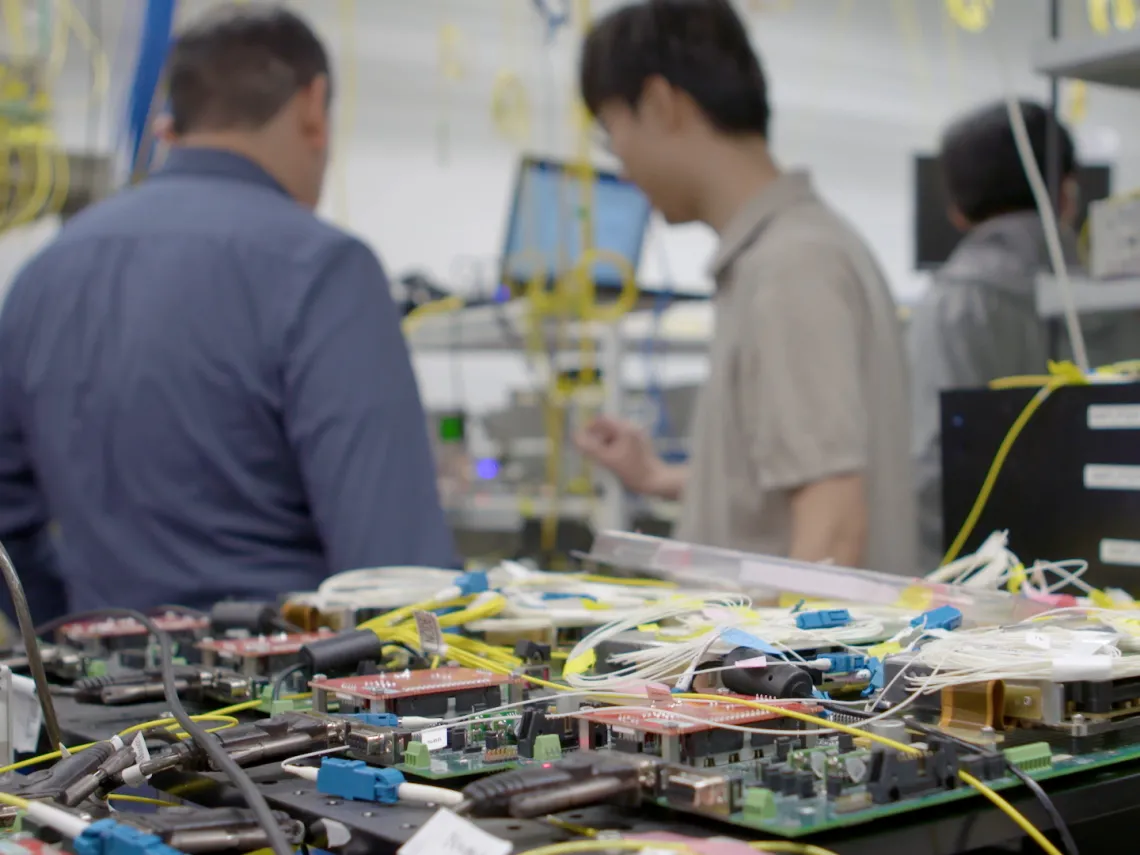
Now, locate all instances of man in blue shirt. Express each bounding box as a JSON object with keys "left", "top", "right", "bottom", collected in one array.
[{"left": 0, "top": 5, "right": 455, "bottom": 622}]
